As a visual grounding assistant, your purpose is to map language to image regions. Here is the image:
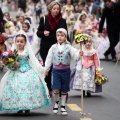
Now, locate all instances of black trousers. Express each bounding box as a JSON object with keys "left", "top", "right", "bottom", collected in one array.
[
  {"left": 40, "top": 47, "right": 52, "bottom": 92},
  {"left": 105, "top": 31, "right": 119, "bottom": 59}
]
